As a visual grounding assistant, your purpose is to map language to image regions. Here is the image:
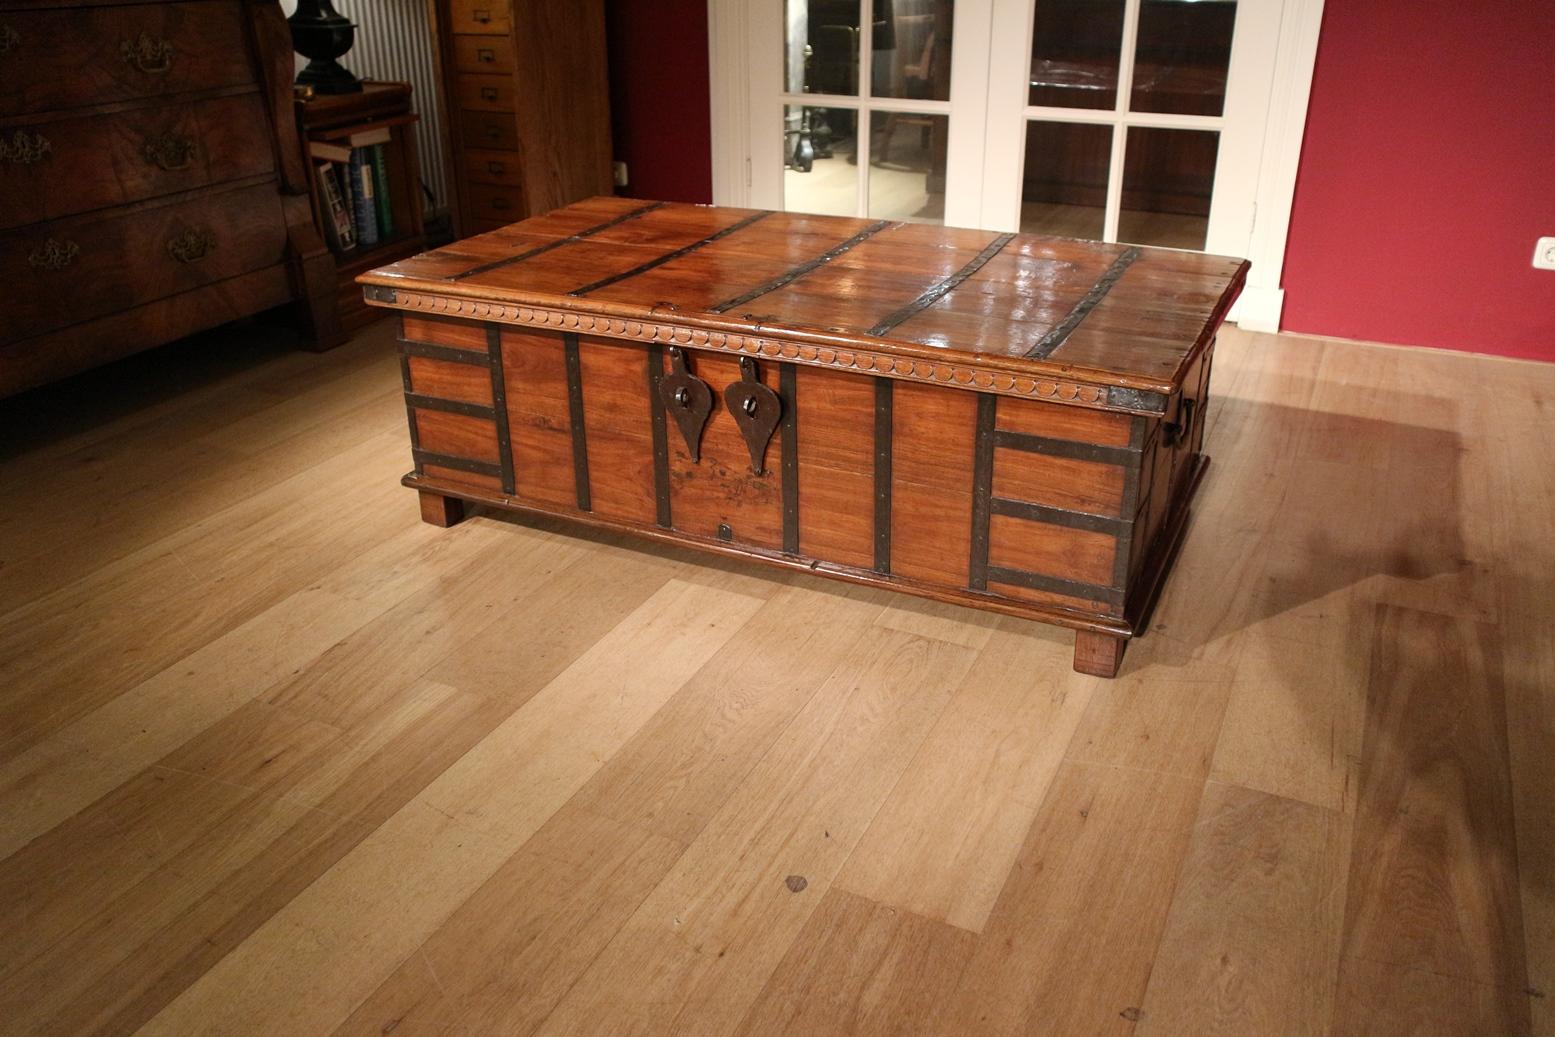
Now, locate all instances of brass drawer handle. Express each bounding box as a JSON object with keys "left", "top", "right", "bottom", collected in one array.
[
  {"left": 480, "top": 86, "right": 498, "bottom": 101},
  {"left": 1, "top": 129, "right": 51, "bottom": 165},
  {"left": 490, "top": 196, "right": 509, "bottom": 210},
  {"left": 476, "top": 47, "right": 494, "bottom": 62},
  {"left": 486, "top": 160, "right": 504, "bottom": 174},
  {"left": 144, "top": 131, "right": 196, "bottom": 171},
  {"left": 0, "top": 24, "right": 20, "bottom": 55},
  {"left": 472, "top": 8, "right": 491, "bottom": 23},
  {"left": 122, "top": 31, "right": 175, "bottom": 74},
  {"left": 484, "top": 125, "right": 501, "bottom": 140},
  {"left": 28, "top": 238, "right": 79, "bottom": 271},
  {"left": 167, "top": 227, "right": 215, "bottom": 263}
]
